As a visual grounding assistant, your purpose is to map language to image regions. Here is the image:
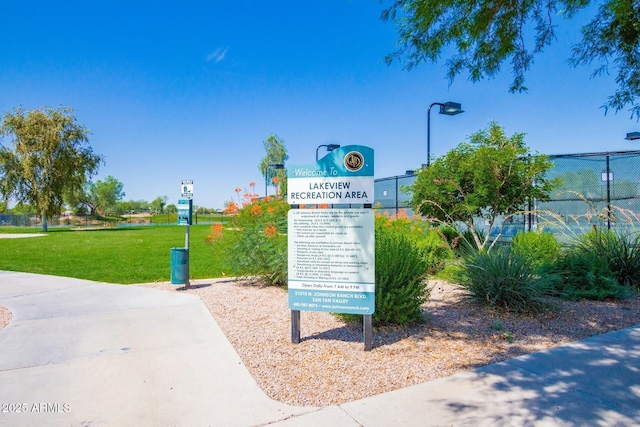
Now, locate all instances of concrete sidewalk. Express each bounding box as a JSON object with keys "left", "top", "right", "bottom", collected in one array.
[{"left": 1, "top": 271, "right": 639, "bottom": 426}]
